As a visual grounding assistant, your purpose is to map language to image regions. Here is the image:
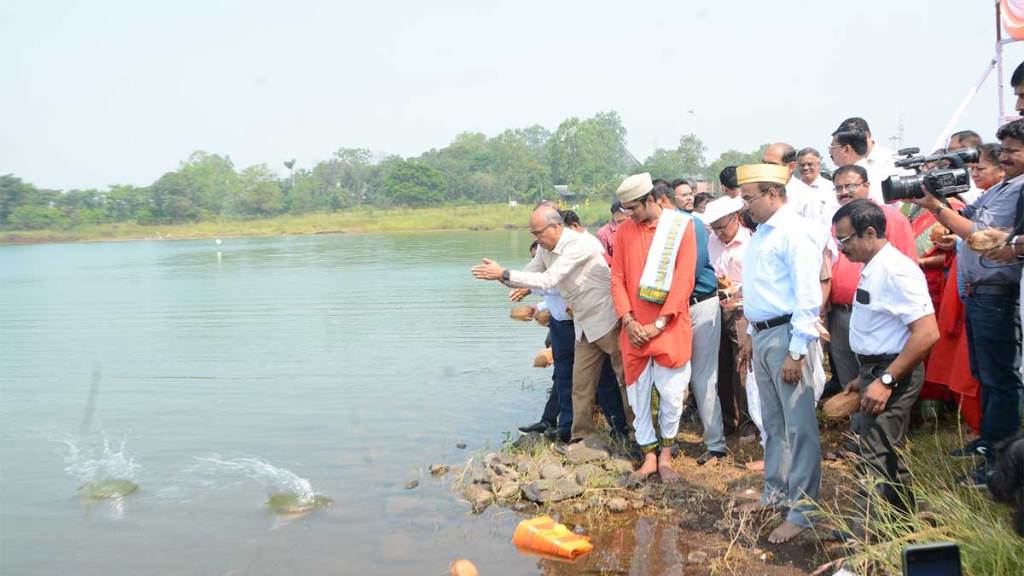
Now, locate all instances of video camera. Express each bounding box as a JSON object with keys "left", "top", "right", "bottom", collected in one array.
[{"left": 881, "top": 147, "right": 979, "bottom": 203}]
